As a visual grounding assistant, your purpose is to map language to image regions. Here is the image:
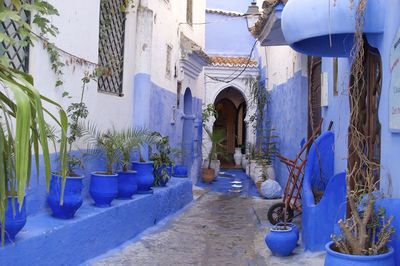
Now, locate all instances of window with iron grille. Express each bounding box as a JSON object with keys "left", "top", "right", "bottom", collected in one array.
[
  {"left": 166, "top": 45, "right": 172, "bottom": 78},
  {"left": 98, "top": 0, "right": 126, "bottom": 96},
  {"left": 0, "top": 0, "right": 30, "bottom": 72},
  {"left": 186, "top": 0, "right": 193, "bottom": 26}
]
